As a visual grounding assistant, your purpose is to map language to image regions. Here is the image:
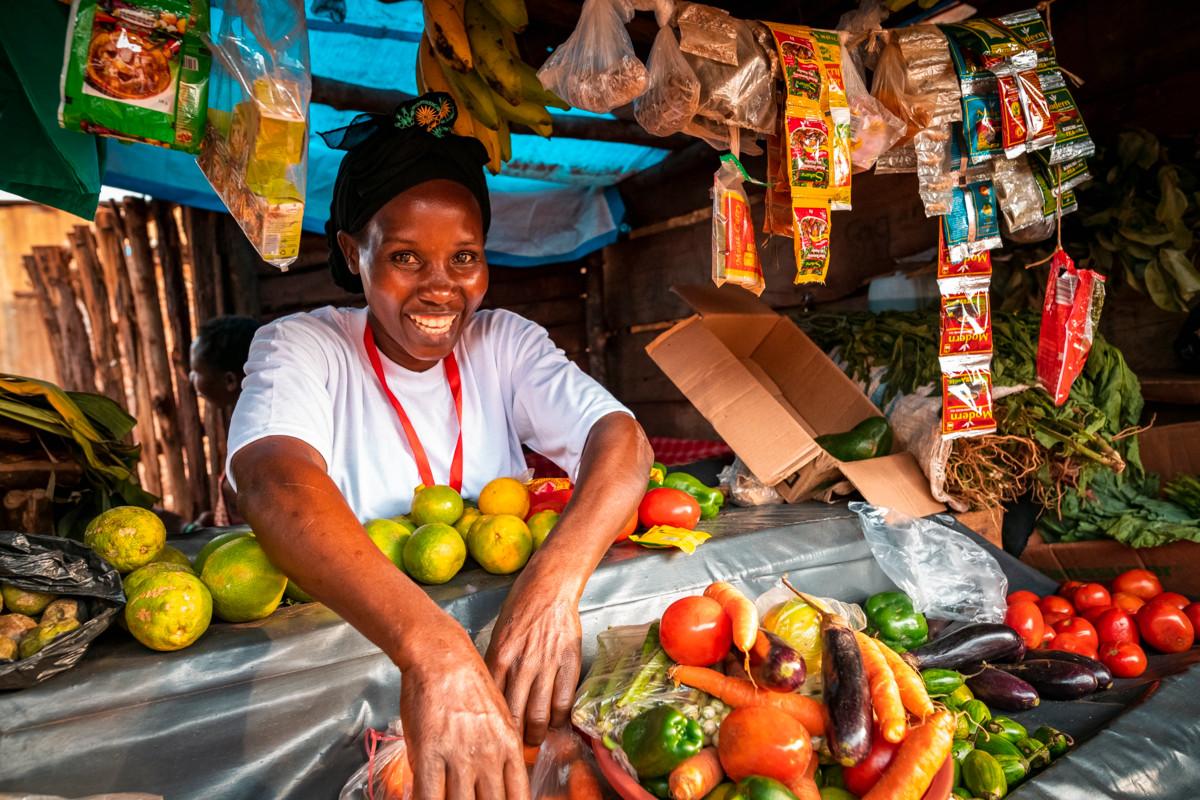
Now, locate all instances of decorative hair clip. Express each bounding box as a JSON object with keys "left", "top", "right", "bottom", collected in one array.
[{"left": 318, "top": 92, "right": 459, "bottom": 150}]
